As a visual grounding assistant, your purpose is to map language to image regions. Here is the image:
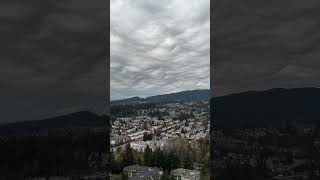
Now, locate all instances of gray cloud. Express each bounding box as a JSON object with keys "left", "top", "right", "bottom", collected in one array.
[
  {"left": 0, "top": 0, "right": 108, "bottom": 122},
  {"left": 111, "top": 0, "right": 210, "bottom": 100},
  {"left": 212, "top": 0, "right": 320, "bottom": 97}
]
